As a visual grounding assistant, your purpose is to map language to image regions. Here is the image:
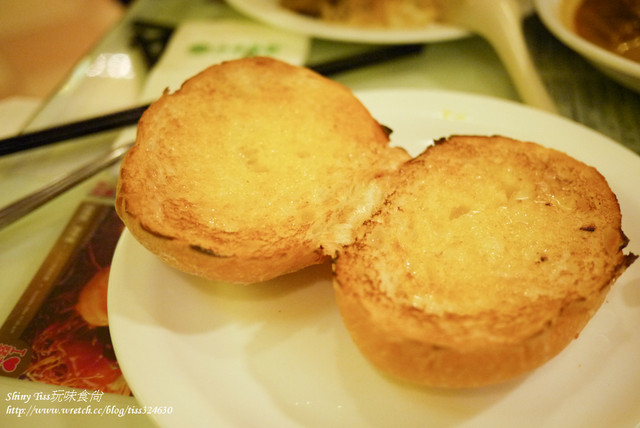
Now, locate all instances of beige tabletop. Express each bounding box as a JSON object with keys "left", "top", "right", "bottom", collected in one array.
[{"left": 1, "top": 0, "right": 639, "bottom": 427}]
